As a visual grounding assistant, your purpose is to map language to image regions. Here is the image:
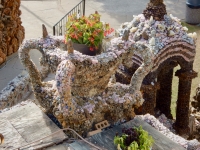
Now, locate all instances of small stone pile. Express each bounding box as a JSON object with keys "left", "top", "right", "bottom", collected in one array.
[
  {"left": 0, "top": 72, "right": 31, "bottom": 110},
  {"left": 140, "top": 114, "right": 200, "bottom": 150},
  {"left": 0, "top": 0, "right": 24, "bottom": 65},
  {"left": 143, "top": 0, "right": 167, "bottom": 21}
]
